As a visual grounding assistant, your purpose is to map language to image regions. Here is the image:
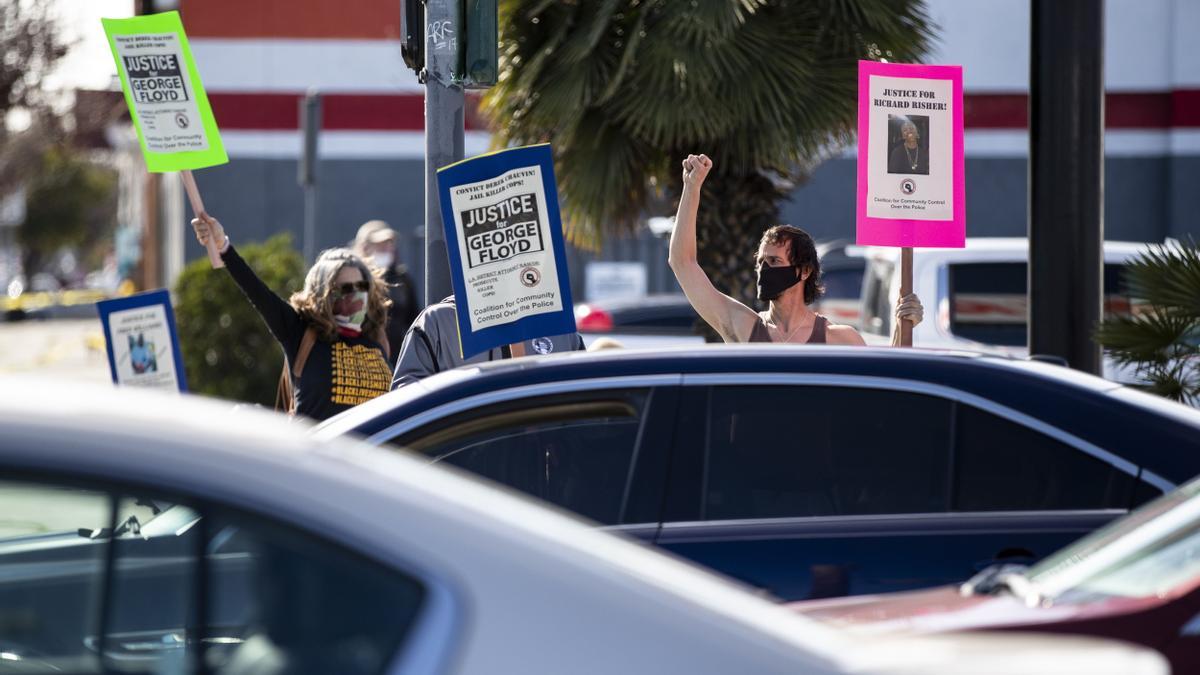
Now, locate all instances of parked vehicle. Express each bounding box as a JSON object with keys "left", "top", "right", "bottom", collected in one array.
[
  {"left": 813, "top": 240, "right": 868, "bottom": 329},
  {"left": 790, "top": 473, "right": 1200, "bottom": 673},
  {"left": 574, "top": 293, "right": 705, "bottom": 348},
  {"left": 0, "top": 381, "right": 1167, "bottom": 675},
  {"left": 316, "top": 346, "right": 1200, "bottom": 602},
  {"left": 857, "top": 238, "right": 1147, "bottom": 380}
]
